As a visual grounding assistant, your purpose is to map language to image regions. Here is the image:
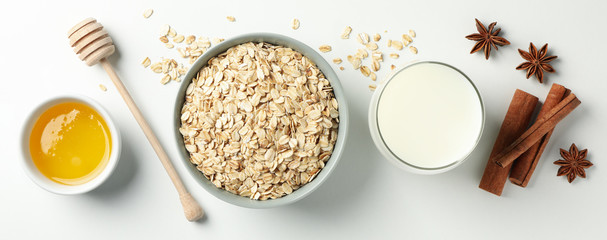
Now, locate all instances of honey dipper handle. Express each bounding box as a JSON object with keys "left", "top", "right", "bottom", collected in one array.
[{"left": 100, "top": 58, "right": 204, "bottom": 222}]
